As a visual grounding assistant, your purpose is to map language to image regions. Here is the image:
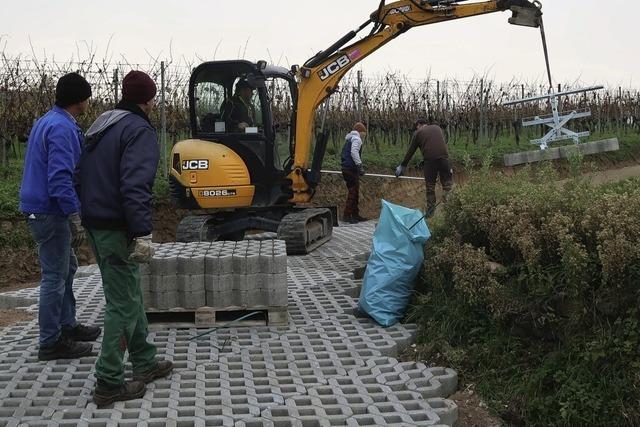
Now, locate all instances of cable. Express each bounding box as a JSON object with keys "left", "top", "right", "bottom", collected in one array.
[{"left": 538, "top": 18, "right": 554, "bottom": 93}]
